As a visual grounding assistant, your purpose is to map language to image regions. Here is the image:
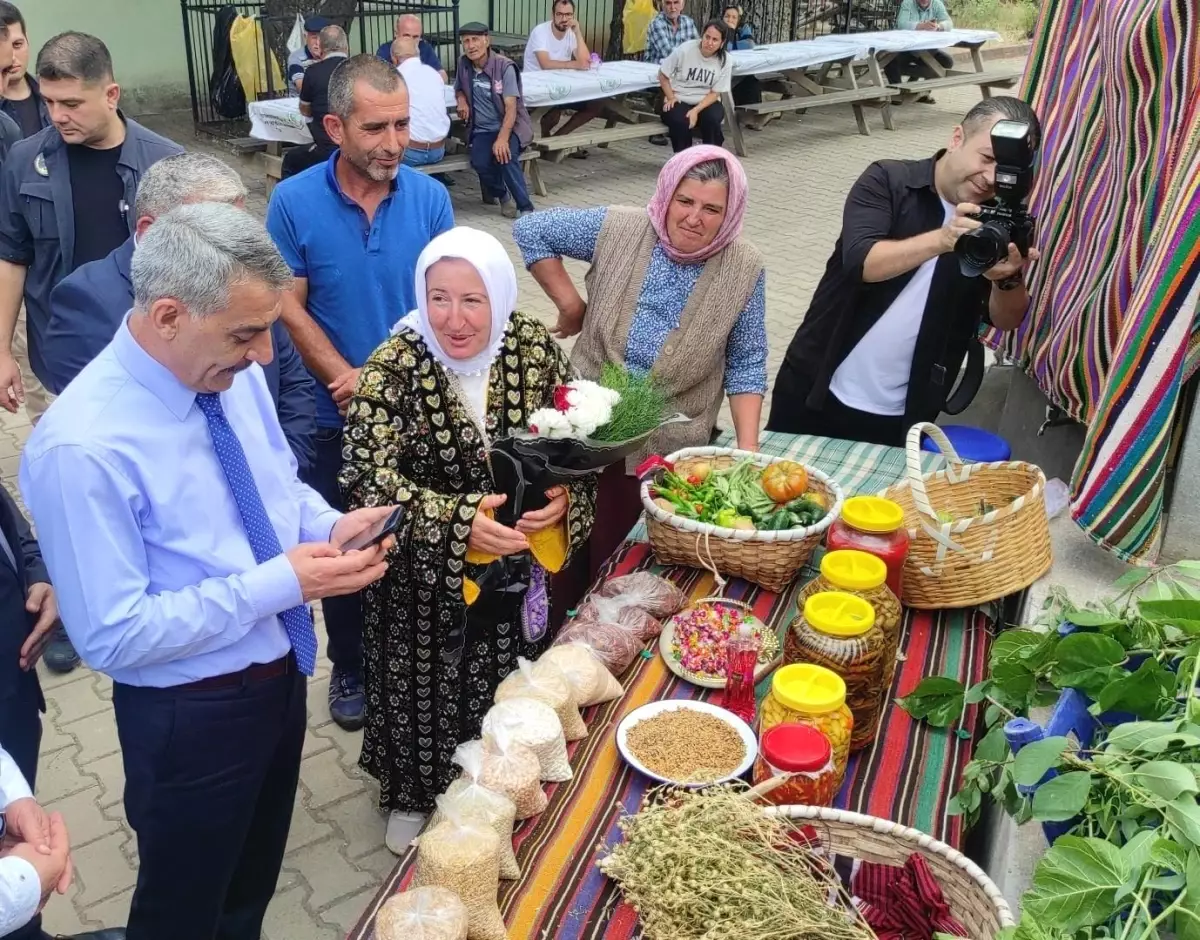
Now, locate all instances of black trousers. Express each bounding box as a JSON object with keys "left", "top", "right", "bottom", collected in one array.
[
  {"left": 281, "top": 142, "right": 335, "bottom": 180},
  {"left": 732, "top": 75, "right": 762, "bottom": 105},
  {"left": 0, "top": 675, "right": 43, "bottom": 940},
  {"left": 113, "top": 667, "right": 306, "bottom": 940},
  {"left": 766, "top": 361, "right": 909, "bottom": 448},
  {"left": 304, "top": 427, "right": 362, "bottom": 678},
  {"left": 885, "top": 48, "right": 955, "bottom": 84},
  {"left": 661, "top": 100, "right": 725, "bottom": 153}
]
